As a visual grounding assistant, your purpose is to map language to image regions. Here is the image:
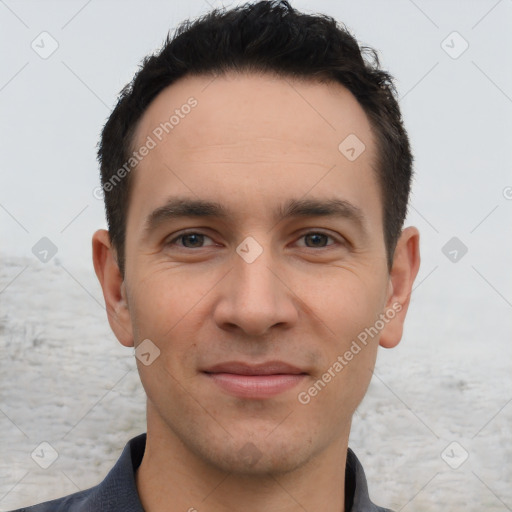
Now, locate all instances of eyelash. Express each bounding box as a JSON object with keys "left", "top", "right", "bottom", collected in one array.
[{"left": 166, "top": 230, "right": 343, "bottom": 250}]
